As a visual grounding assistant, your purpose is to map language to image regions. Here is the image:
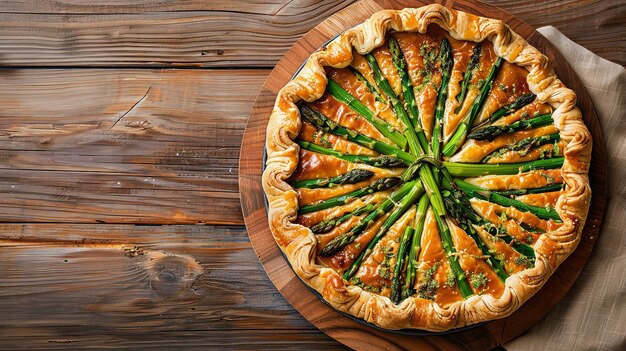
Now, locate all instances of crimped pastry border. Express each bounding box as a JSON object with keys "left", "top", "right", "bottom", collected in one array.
[{"left": 262, "top": 4, "right": 592, "bottom": 331}]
